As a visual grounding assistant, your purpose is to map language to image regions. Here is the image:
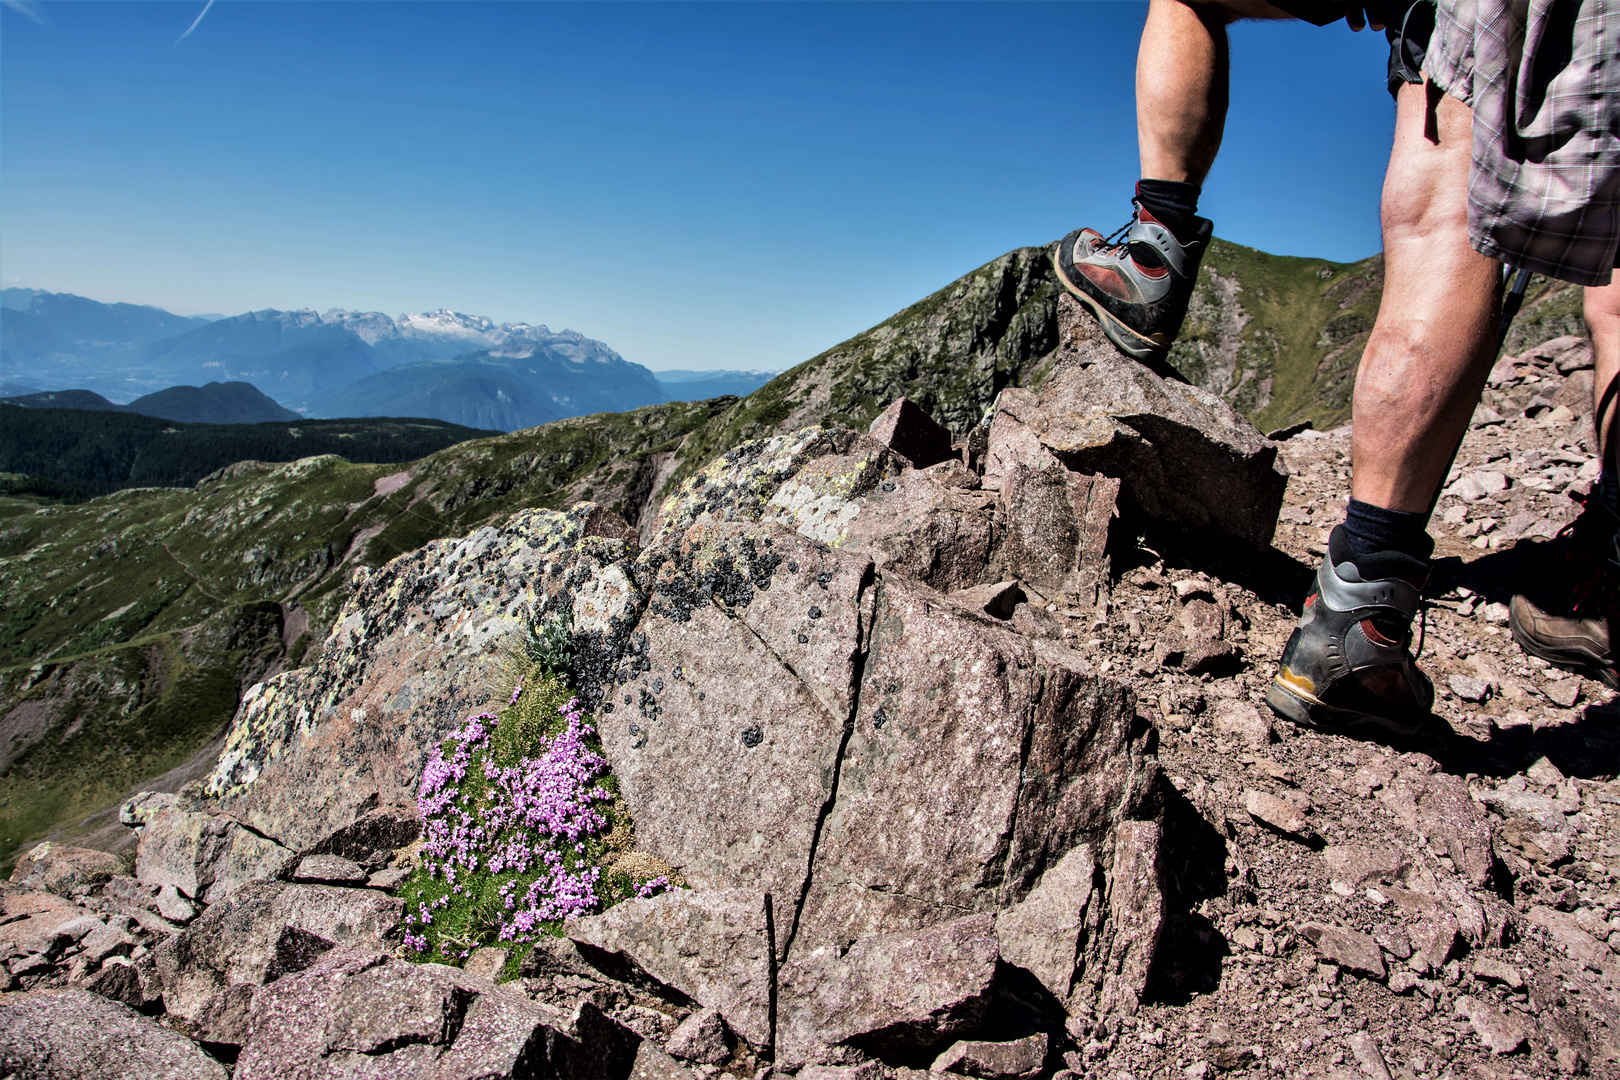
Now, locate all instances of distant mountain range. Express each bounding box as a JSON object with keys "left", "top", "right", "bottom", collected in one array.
[
  {"left": 1, "top": 290, "right": 778, "bottom": 430},
  {"left": 4, "top": 381, "right": 300, "bottom": 424}
]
